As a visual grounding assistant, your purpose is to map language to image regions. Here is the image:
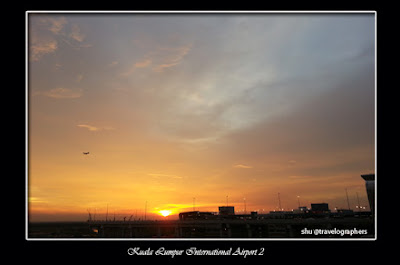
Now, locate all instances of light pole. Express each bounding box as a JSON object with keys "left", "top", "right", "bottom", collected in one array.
[{"left": 243, "top": 197, "right": 247, "bottom": 215}]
